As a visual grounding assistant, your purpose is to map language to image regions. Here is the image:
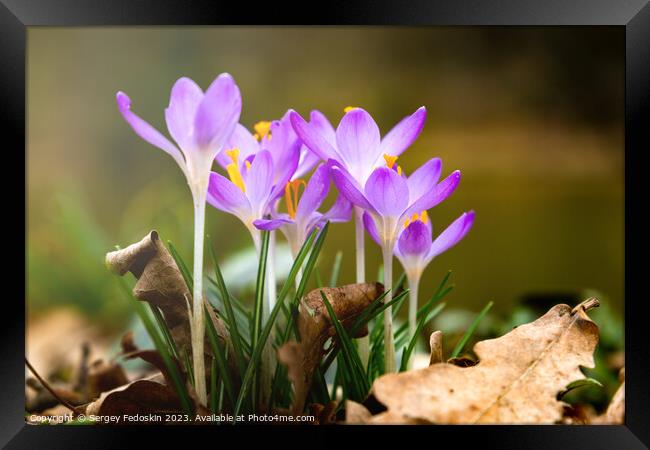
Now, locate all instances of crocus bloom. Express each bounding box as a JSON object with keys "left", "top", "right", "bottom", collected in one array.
[
  {"left": 117, "top": 74, "right": 242, "bottom": 198},
  {"left": 207, "top": 148, "right": 298, "bottom": 249},
  {"left": 367, "top": 210, "right": 475, "bottom": 340},
  {"left": 116, "top": 73, "right": 242, "bottom": 406},
  {"left": 330, "top": 155, "right": 461, "bottom": 373},
  {"left": 252, "top": 164, "right": 352, "bottom": 257}
]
